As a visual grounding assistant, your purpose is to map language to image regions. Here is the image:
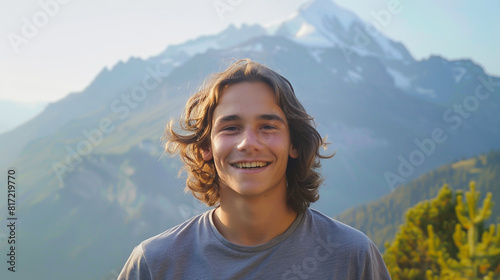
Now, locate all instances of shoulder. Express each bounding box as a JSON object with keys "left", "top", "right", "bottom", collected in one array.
[
  {"left": 141, "top": 210, "right": 210, "bottom": 254},
  {"left": 302, "top": 208, "right": 384, "bottom": 262},
  {"left": 118, "top": 211, "right": 213, "bottom": 279},
  {"left": 302, "top": 209, "right": 391, "bottom": 279},
  {"left": 136, "top": 210, "right": 211, "bottom": 269},
  {"left": 306, "top": 208, "right": 372, "bottom": 246}
]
